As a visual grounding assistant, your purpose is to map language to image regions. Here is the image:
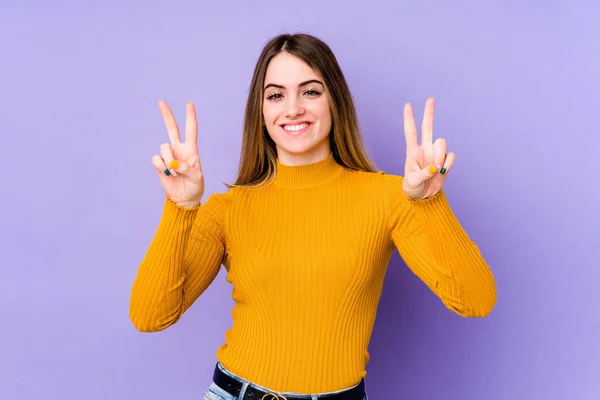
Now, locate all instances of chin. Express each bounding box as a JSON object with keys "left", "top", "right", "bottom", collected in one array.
[{"left": 274, "top": 137, "right": 331, "bottom": 160}]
